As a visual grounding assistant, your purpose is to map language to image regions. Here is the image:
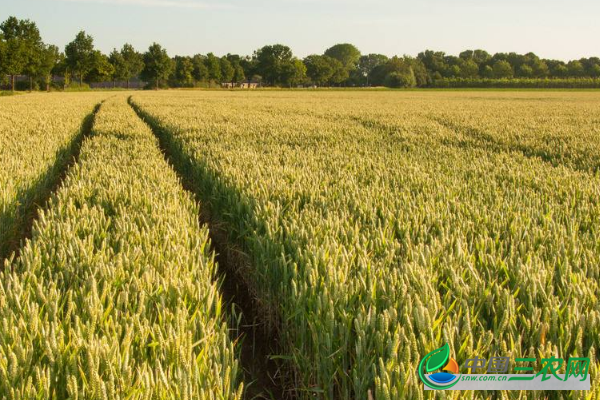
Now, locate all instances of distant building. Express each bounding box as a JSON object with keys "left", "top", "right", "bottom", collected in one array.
[
  {"left": 221, "top": 79, "right": 261, "bottom": 89},
  {"left": 239, "top": 79, "right": 260, "bottom": 89}
]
